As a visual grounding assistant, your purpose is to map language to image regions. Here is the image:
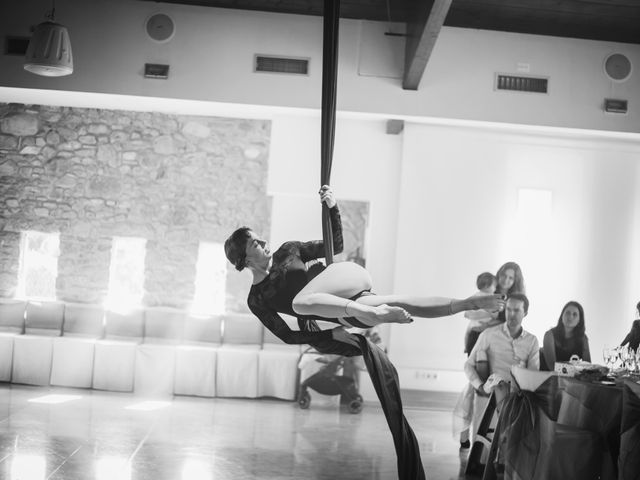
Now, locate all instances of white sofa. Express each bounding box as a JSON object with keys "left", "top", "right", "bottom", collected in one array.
[
  {"left": 174, "top": 314, "right": 222, "bottom": 398},
  {"left": 134, "top": 307, "right": 185, "bottom": 397},
  {"left": 0, "top": 299, "right": 26, "bottom": 382},
  {"left": 216, "top": 313, "right": 262, "bottom": 398},
  {"left": 12, "top": 301, "right": 64, "bottom": 386},
  {"left": 92, "top": 309, "right": 144, "bottom": 392},
  {"left": 50, "top": 302, "right": 105, "bottom": 388}
]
